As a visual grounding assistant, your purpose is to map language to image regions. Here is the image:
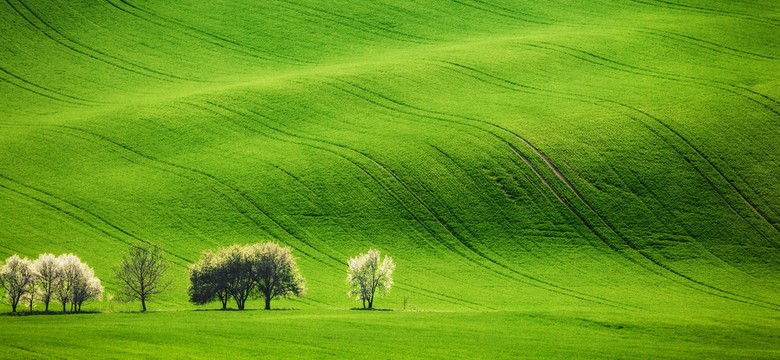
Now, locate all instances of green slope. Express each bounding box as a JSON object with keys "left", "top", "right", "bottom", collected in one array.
[{"left": 1, "top": 0, "right": 779, "bottom": 357}]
